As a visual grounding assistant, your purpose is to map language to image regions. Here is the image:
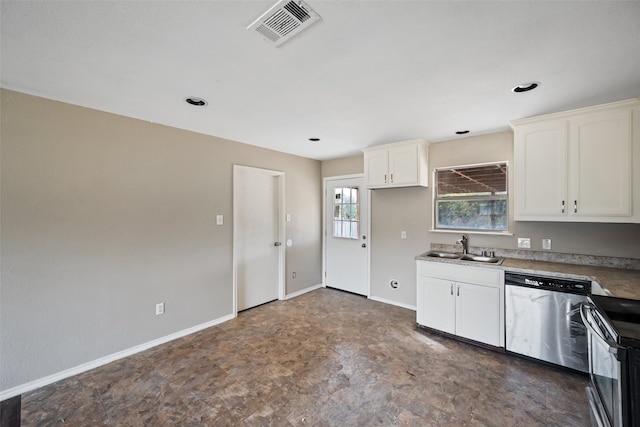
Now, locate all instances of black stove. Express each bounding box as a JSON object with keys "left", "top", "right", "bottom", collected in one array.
[
  {"left": 590, "top": 295, "right": 640, "bottom": 347},
  {"left": 583, "top": 295, "right": 640, "bottom": 427}
]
